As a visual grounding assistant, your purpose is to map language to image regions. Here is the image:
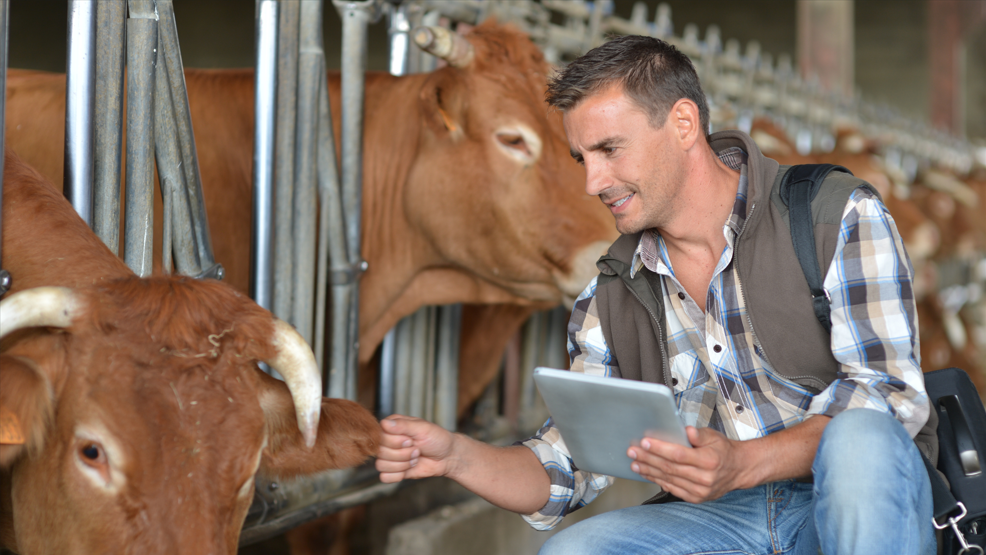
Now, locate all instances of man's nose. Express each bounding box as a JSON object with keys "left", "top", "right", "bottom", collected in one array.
[{"left": 584, "top": 161, "right": 609, "bottom": 197}]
